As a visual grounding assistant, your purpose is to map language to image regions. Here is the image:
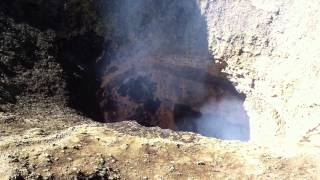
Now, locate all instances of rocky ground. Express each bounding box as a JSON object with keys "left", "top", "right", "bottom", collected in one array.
[{"left": 1, "top": 111, "right": 320, "bottom": 179}]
